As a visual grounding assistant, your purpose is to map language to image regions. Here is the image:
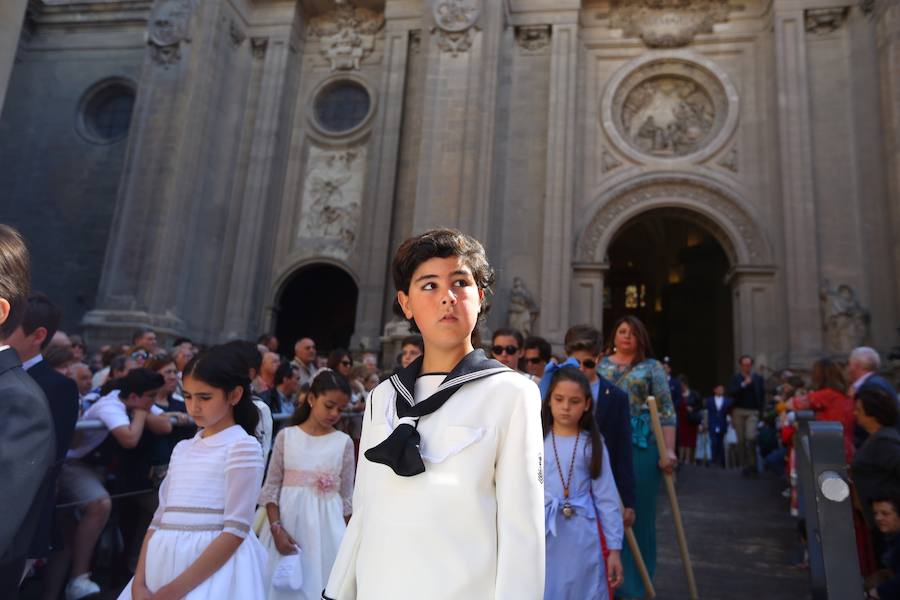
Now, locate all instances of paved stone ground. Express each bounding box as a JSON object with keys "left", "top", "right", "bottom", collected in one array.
[{"left": 650, "top": 463, "right": 811, "bottom": 600}]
